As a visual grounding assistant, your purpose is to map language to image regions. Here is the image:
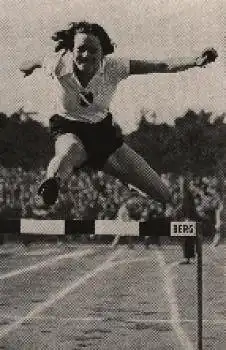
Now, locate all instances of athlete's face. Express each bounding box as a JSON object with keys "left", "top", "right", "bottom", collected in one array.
[{"left": 73, "top": 33, "right": 103, "bottom": 74}]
